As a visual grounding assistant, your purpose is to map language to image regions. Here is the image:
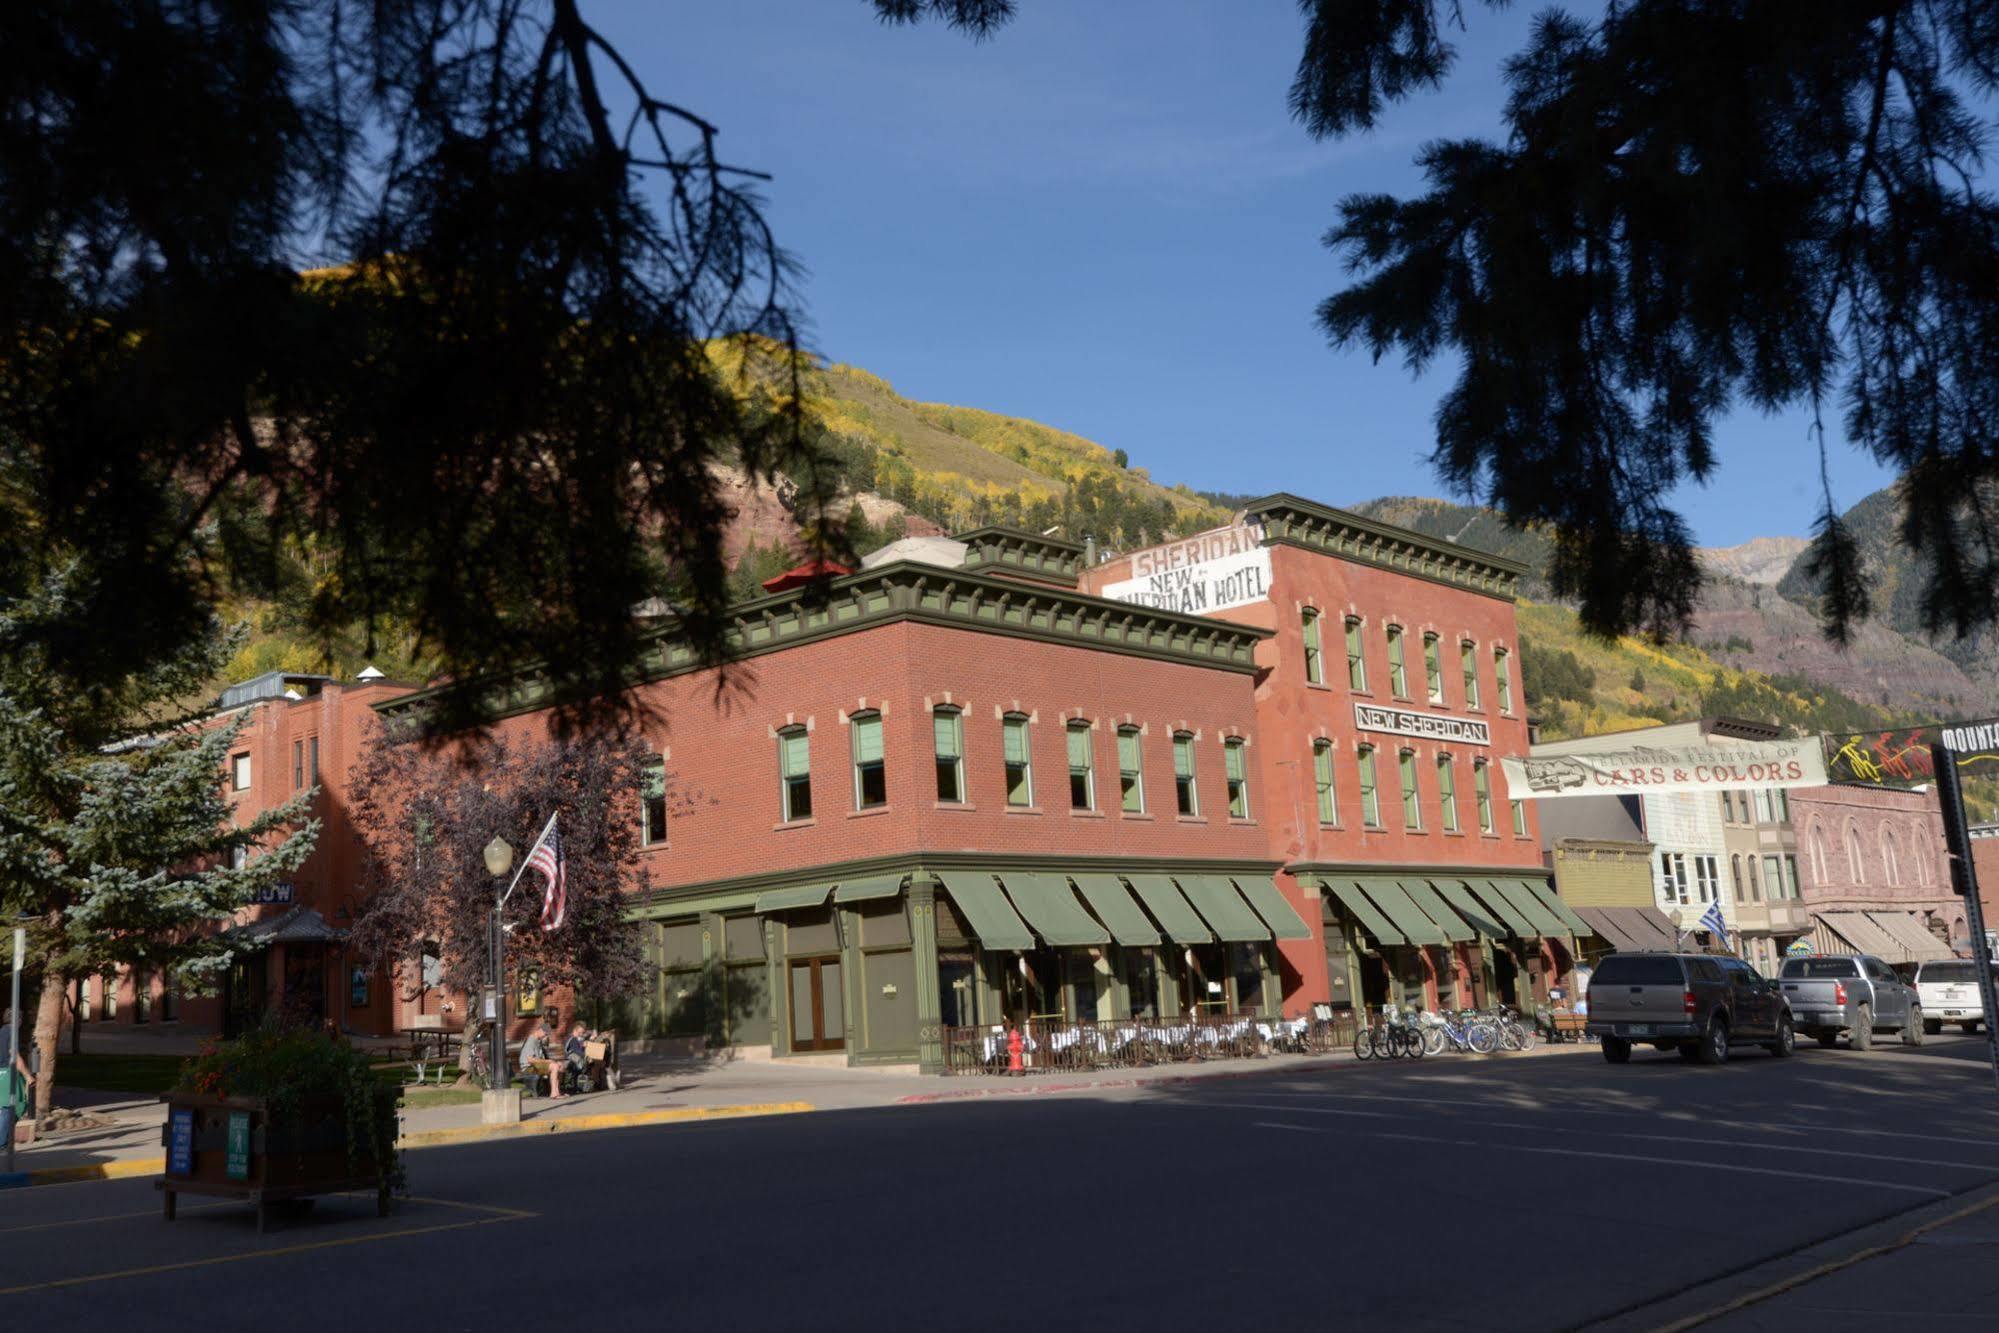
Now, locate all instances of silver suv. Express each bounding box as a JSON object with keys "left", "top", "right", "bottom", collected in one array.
[{"left": 1586, "top": 952, "right": 1795, "bottom": 1065}]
